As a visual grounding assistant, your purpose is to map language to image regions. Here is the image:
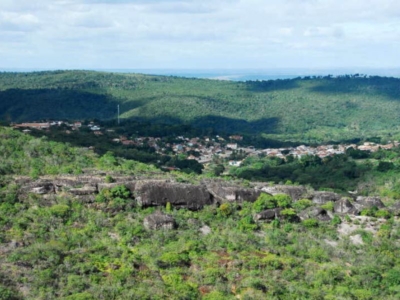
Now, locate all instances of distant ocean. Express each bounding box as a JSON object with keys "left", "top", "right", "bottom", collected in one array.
[
  {"left": 2, "top": 68, "right": 400, "bottom": 81},
  {"left": 98, "top": 68, "right": 400, "bottom": 81}
]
